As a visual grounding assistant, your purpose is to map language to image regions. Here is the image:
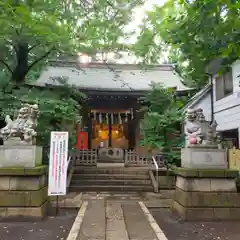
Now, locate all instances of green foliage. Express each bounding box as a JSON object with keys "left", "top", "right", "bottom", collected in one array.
[
  {"left": 0, "top": 73, "right": 85, "bottom": 148},
  {"left": 140, "top": 84, "right": 186, "bottom": 165},
  {"left": 133, "top": 0, "right": 240, "bottom": 88}
]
